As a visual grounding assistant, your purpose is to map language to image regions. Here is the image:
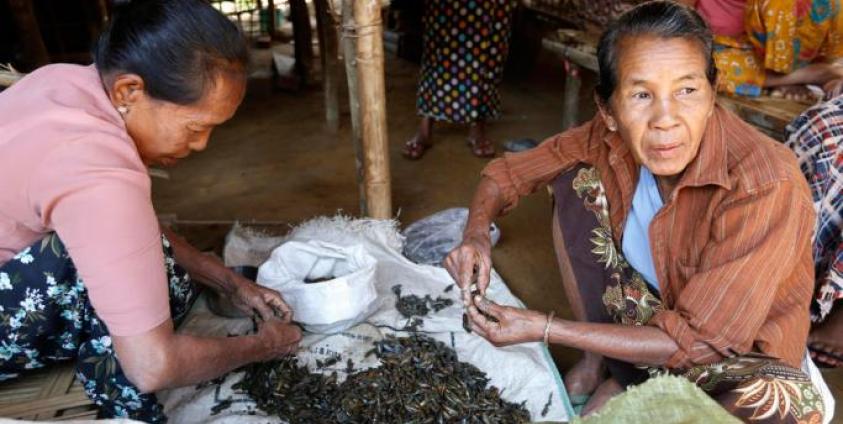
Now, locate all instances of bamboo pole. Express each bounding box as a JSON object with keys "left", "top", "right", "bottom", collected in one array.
[
  {"left": 352, "top": 0, "right": 391, "bottom": 219},
  {"left": 342, "top": 0, "right": 367, "bottom": 216},
  {"left": 314, "top": 0, "right": 340, "bottom": 131},
  {"left": 266, "top": 0, "right": 276, "bottom": 40},
  {"left": 561, "top": 61, "right": 582, "bottom": 130},
  {"left": 96, "top": 0, "right": 110, "bottom": 22},
  {"left": 288, "top": 0, "right": 314, "bottom": 84}
]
